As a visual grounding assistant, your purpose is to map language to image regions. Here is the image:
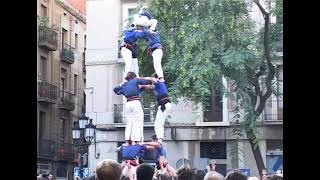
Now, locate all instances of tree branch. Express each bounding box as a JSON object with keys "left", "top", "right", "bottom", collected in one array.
[{"left": 254, "top": 0, "right": 276, "bottom": 114}]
